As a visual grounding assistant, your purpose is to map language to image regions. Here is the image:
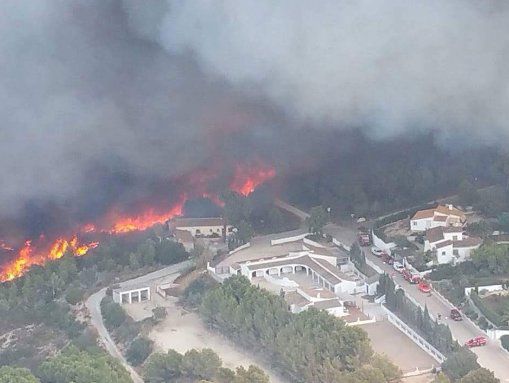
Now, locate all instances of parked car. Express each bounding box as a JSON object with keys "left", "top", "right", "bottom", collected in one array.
[
  {"left": 393, "top": 262, "right": 405, "bottom": 273},
  {"left": 371, "top": 246, "right": 385, "bottom": 257},
  {"left": 465, "top": 336, "right": 487, "bottom": 348},
  {"left": 450, "top": 308, "right": 462, "bottom": 321},
  {"left": 418, "top": 281, "right": 431, "bottom": 293}
]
